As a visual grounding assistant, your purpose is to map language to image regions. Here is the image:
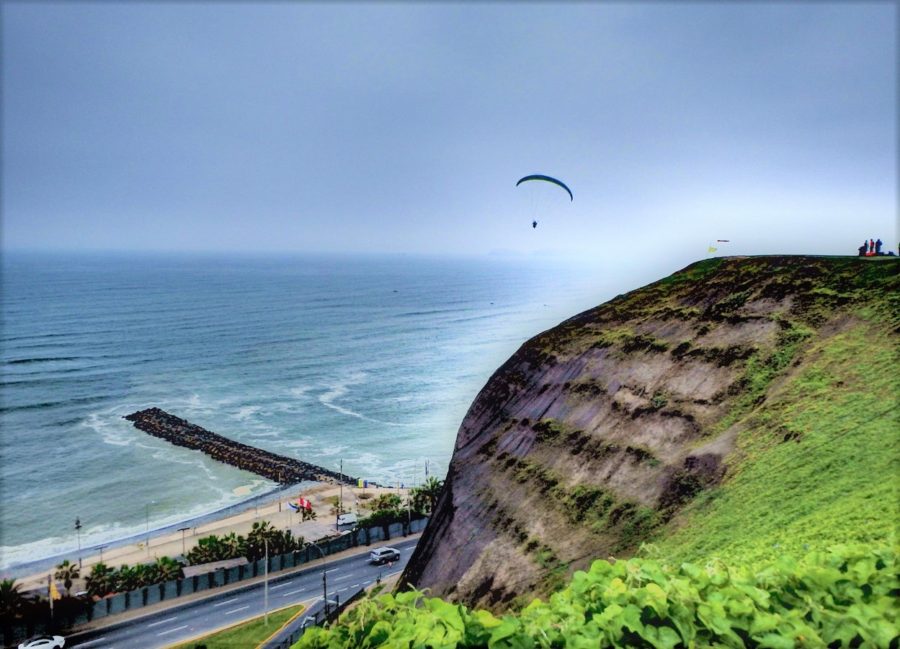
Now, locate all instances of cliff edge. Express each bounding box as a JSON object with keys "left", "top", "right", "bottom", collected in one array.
[{"left": 401, "top": 255, "right": 899, "bottom": 609}]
